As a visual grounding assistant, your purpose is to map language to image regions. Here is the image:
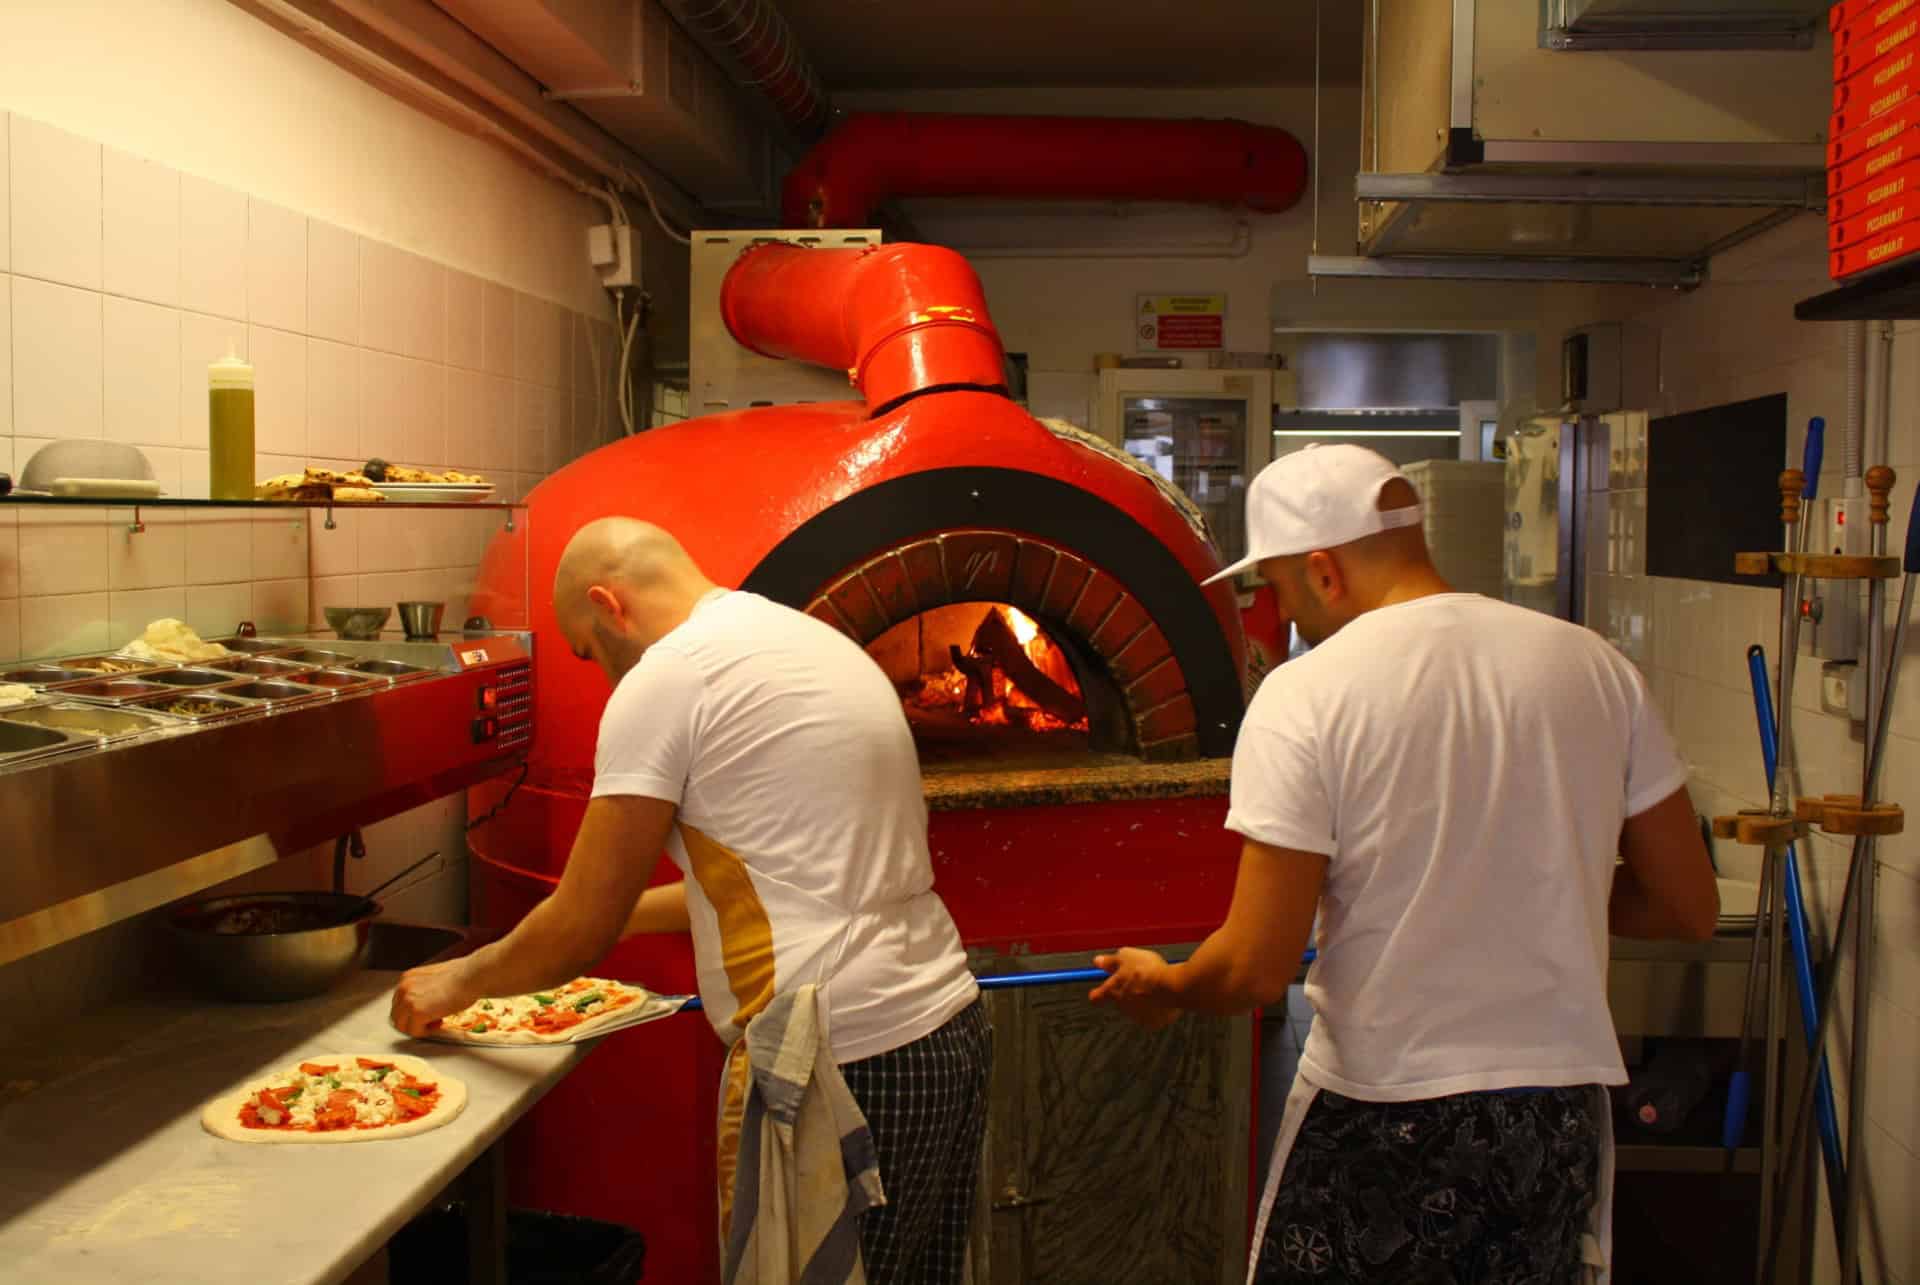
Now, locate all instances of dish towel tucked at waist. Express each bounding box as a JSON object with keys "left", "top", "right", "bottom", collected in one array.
[{"left": 724, "top": 983, "right": 885, "bottom": 1285}]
